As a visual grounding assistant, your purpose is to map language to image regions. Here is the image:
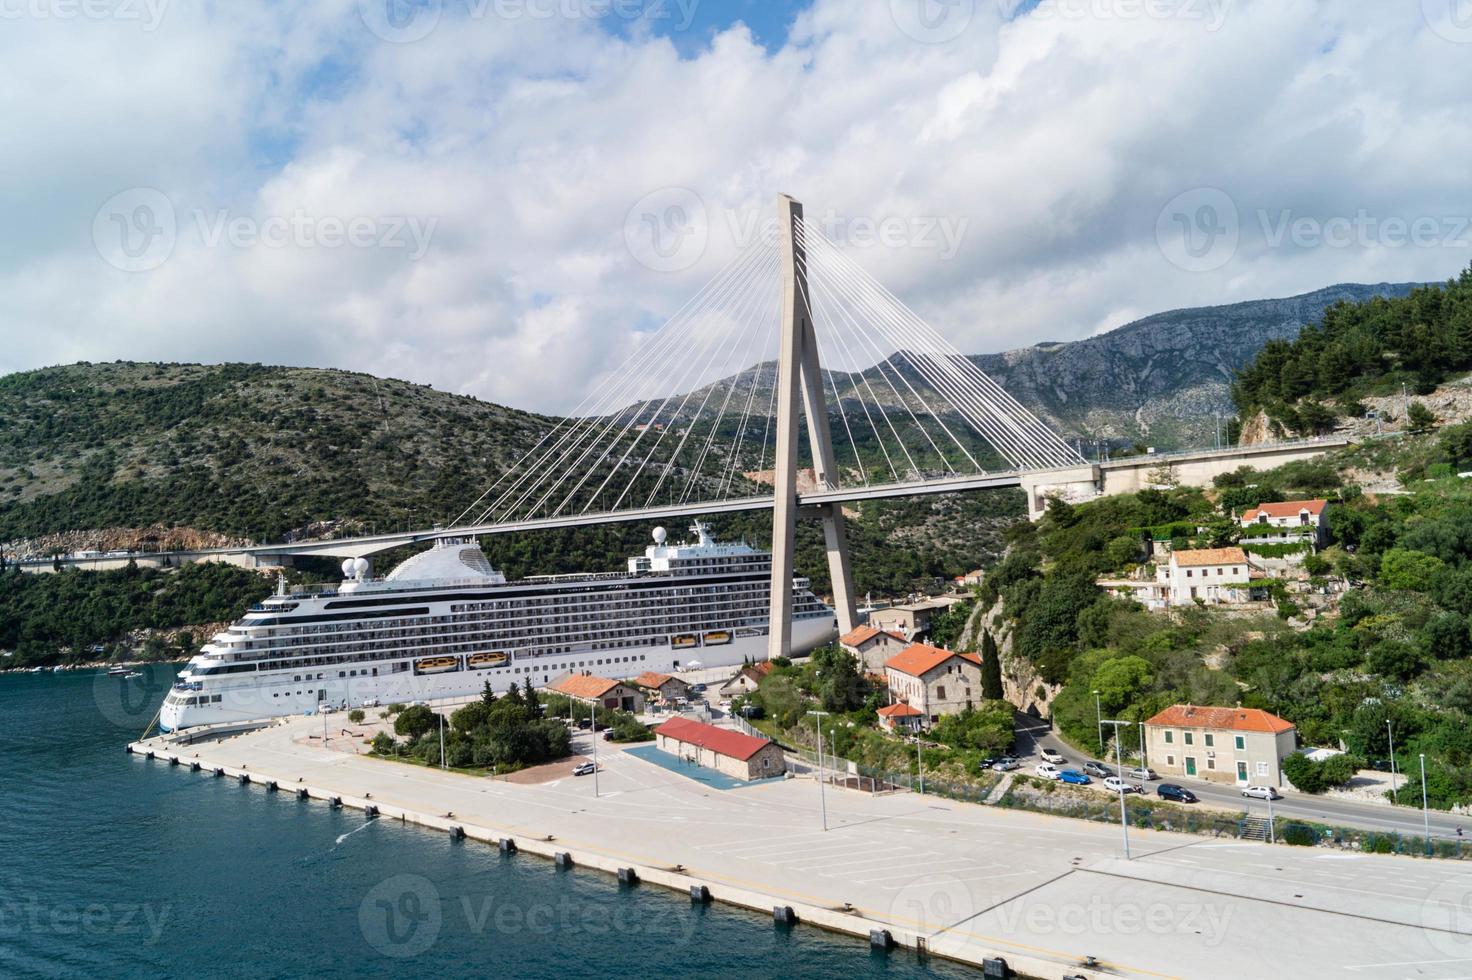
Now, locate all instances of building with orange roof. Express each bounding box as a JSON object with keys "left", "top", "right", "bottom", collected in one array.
[
  {"left": 1143, "top": 704, "right": 1297, "bottom": 787},
  {"left": 882, "top": 642, "right": 983, "bottom": 724},
  {"left": 654, "top": 717, "right": 785, "bottom": 781},
  {"left": 1239, "top": 498, "right": 1329, "bottom": 546},
  {"left": 839, "top": 624, "right": 909, "bottom": 672},
  {"left": 630, "top": 671, "right": 691, "bottom": 703},
  {"left": 548, "top": 673, "right": 645, "bottom": 713},
  {"left": 876, "top": 701, "right": 923, "bottom": 734},
  {"left": 1160, "top": 546, "right": 1259, "bottom": 607}
]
